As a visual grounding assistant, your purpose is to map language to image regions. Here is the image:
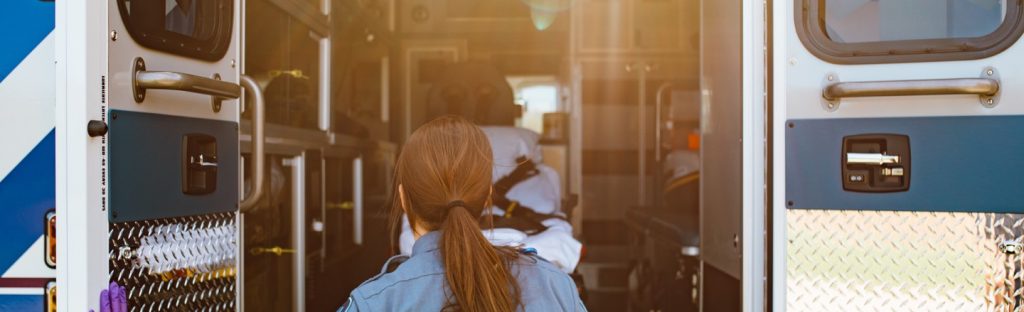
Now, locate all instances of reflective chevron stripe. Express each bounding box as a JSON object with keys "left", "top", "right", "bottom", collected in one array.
[{"left": 0, "top": 0, "right": 56, "bottom": 291}]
